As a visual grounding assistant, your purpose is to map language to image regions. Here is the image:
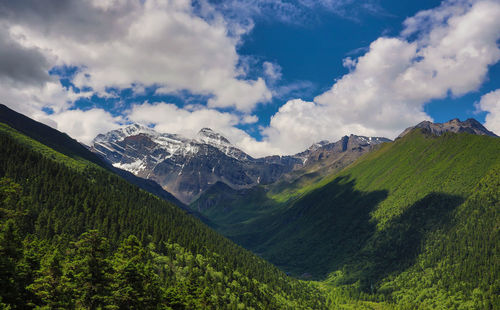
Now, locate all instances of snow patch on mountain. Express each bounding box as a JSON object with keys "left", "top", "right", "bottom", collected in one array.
[
  {"left": 113, "top": 159, "right": 147, "bottom": 175},
  {"left": 91, "top": 124, "right": 392, "bottom": 203}
]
